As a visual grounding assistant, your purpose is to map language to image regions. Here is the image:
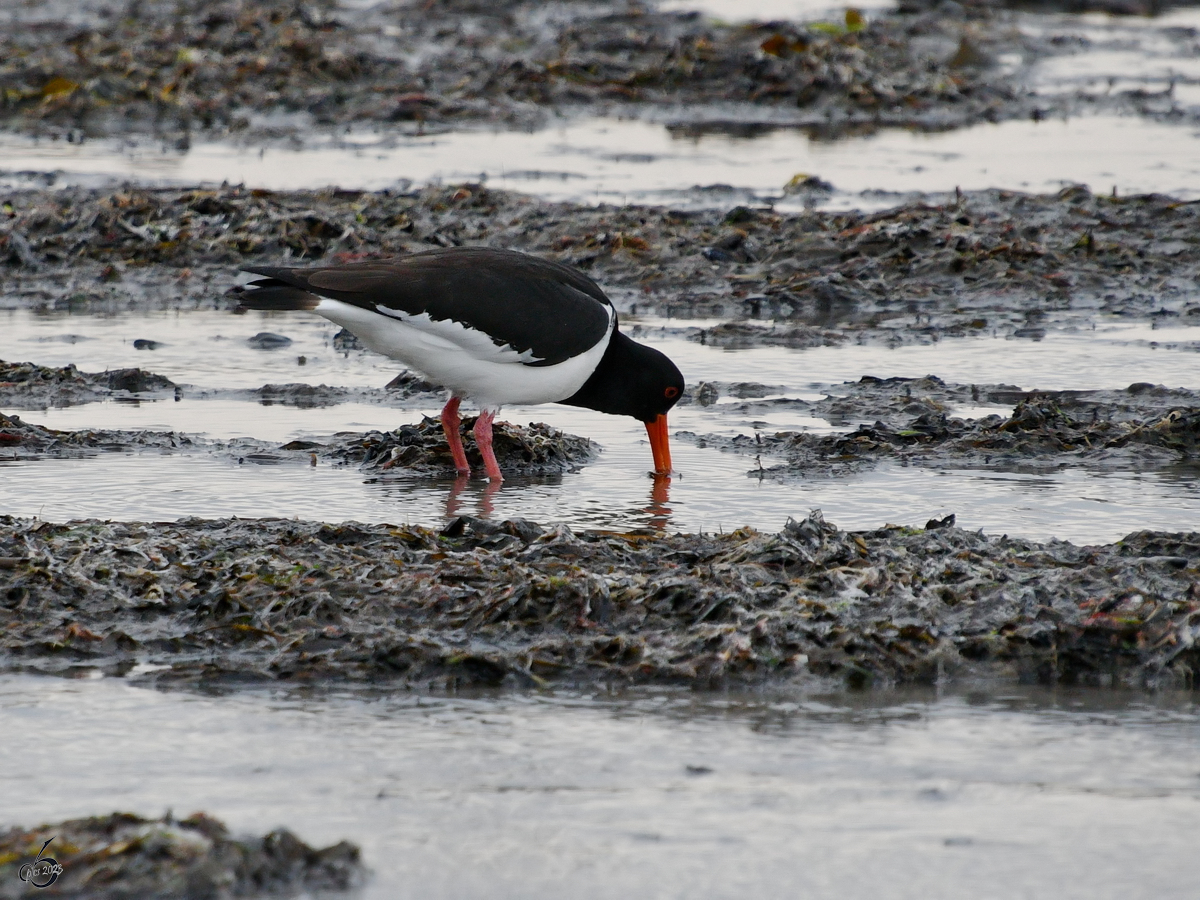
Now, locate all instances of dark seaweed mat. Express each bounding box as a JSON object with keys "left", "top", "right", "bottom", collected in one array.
[
  {"left": 0, "top": 412, "right": 201, "bottom": 459},
  {"left": 2, "top": 511, "right": 1198, "bottom": 691},
  {"left": 808, "top": 375, "right": 1200, "bottom": 429},
  {"left": 0, "top": 361, "right": 440, "bottom": 413},
  {"left": 0, "top": 0, "right": 1059, "bottom": 140},
  {"left": 0, "top": 812, "right": 363, "bottom": 900},
  {"left": 4, "top": 183, "right": 1198, "bottom": 344},
  {"left": 0, "top": 410, "right": 596, "bottom": 477},
  {"left": 323, "top": 415, "right": 598, "bottom": 475},
  {"left": 686, "top": 376, "right": 1200, "bottom": 476},
  {"left": 0, "top": 411, "right": 204, "bottom": 460},
  {"left": 0, "top": 359, "right": 176, "bottom": 409}
]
